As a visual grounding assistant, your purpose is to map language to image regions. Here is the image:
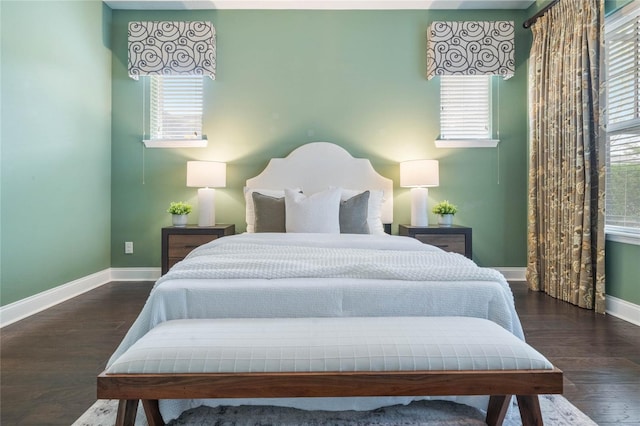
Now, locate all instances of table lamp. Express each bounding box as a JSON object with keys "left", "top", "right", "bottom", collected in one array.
[
  {"left": 400, "top": 159, "right": 439, "bottom": 226},
  {"left": 186, "top": 161, "right": 226, "bottom": 227}
]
